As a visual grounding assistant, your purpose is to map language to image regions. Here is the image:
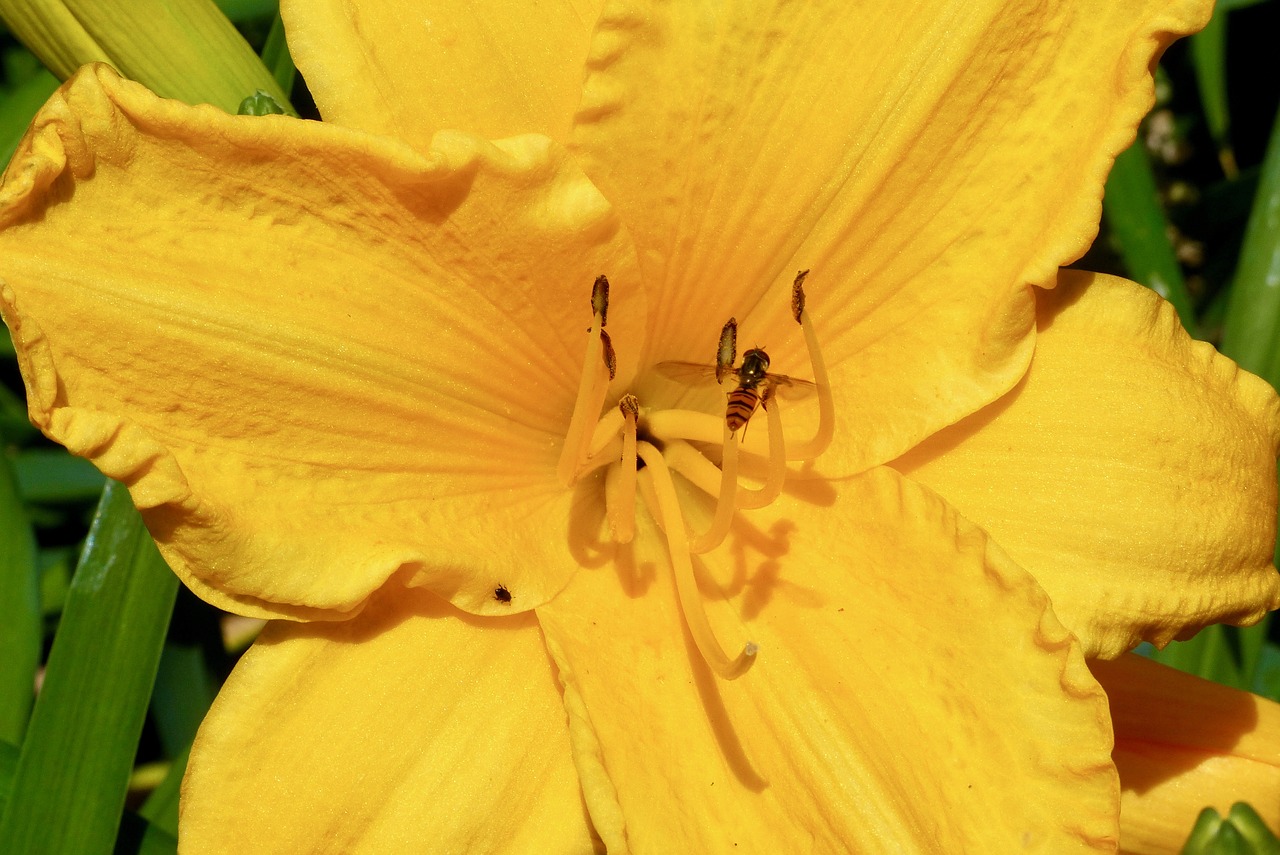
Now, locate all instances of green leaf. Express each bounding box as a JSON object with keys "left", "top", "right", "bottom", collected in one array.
[
  {"left": 12, "top": 448, "right": 106, "bottom": 503},
  {"left": 212, "top": 0, "right": 278, "bottom": 21},
  {"left": 0, "top": 482, "right": 178, "bottom": 855},
  {"left": 114, "top": 810, "right": 178, "bottom": 855},
  {"left": 151, "top": 642, "right": 217, "bottom": 758},
  {"left": 37, "top": 548, "right": 73, "bottom": 618},
  {"left": 1182, "top": 803, "right": 1280, "bottom": 855},
  {"left": 0, "top": 68, "right": 58, "bottom": 171},
  {"left": 0, "top": 454, "right": 39, "bottom": 746},
  {"left": 1150, "top": 624, "right": 1244, "bottom": 690},
  {"left": 139, "top": 744, "right": 188, "bottom": 839},
  {"left": 0, "top": 739, "right": 17, "bottom": 812},
  {"left": 1102, "top": 139, "right": 1197, "bottom": 333},
  {"left": 1254, "top": 642, "right": 1280, "bottom": 702},
  {"left": 1221, "top": 108, "right": 1280, "bottom": 389},
  {"left": 1227, "top": 803, "right": 1280, "bottom": 854}
]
